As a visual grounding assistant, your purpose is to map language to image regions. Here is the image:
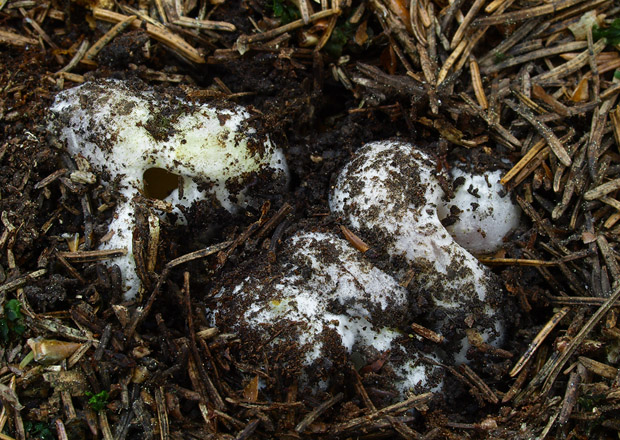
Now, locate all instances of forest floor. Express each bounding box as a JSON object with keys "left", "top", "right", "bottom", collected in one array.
[{"left": 1, "top": 0, "right": 620, "bottom": 438}]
